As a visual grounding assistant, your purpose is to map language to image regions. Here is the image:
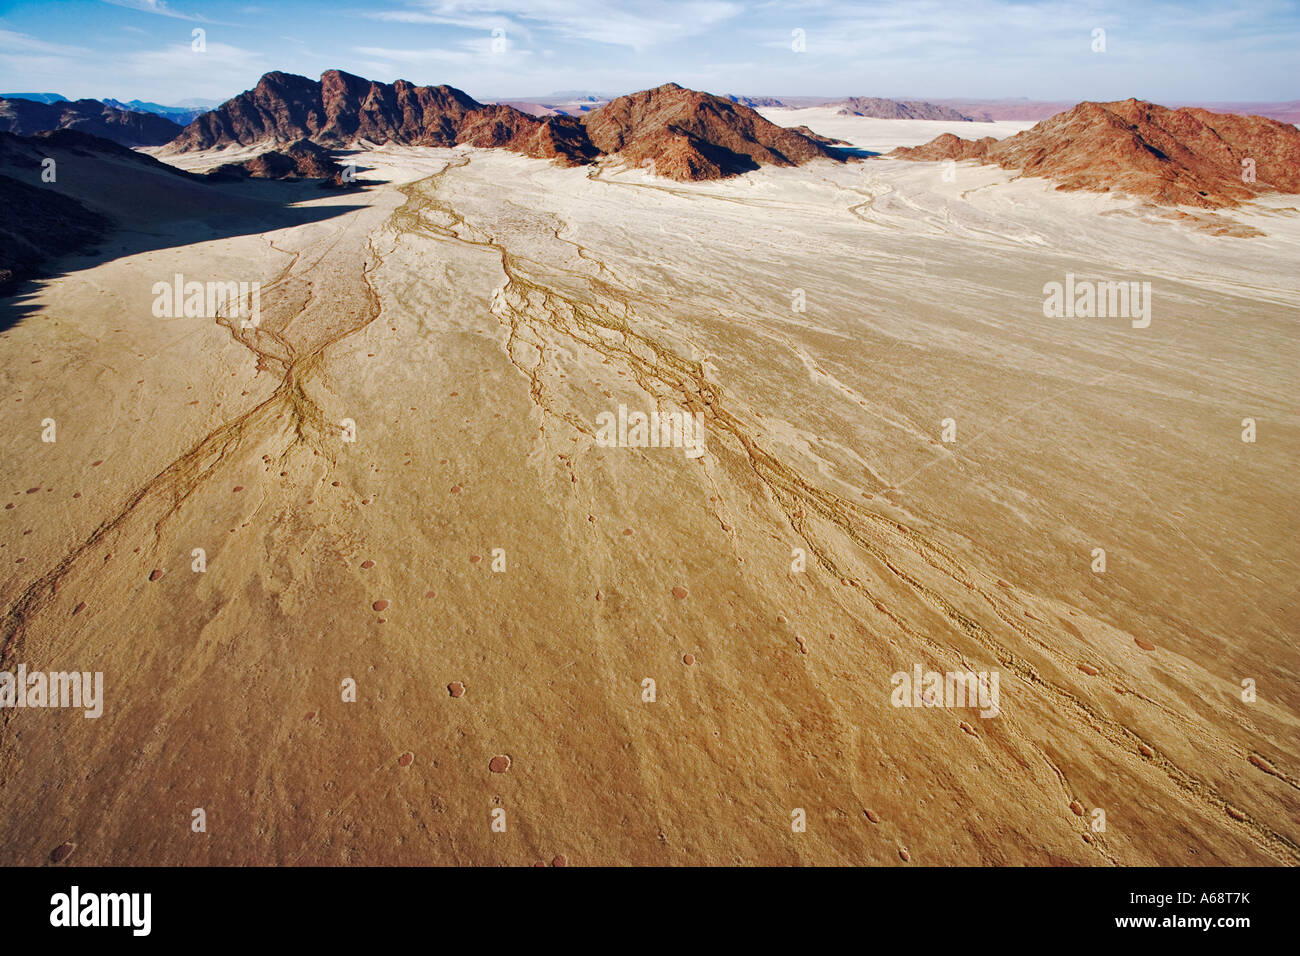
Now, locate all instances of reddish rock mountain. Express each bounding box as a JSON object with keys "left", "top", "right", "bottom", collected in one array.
[
  {"left": 166, "top": 70, "right": 596, "bottom": 165},
  {"left": 932, "top": 97, "right": 1300, "bottom": 125},
  {"left": 166, "top": 73, "right": 836, "bottom": 181},
  {"left": 0, "top": 97, "right": 182, "bottom": 147},
  {"left": 581, "top": 83, "right": 837, "bottom": 180},
  {"left": 207, "top": 139, "right": 344, "bottom": 182},
  {"left": 890, "top": 132, "right": 998, "bottom": 162},
  {"left": 891, "top": 98, "right": 1300, "bottom": 208},
  {"left": 455, "top": 103, "right": 597, "bottom": 162}
]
